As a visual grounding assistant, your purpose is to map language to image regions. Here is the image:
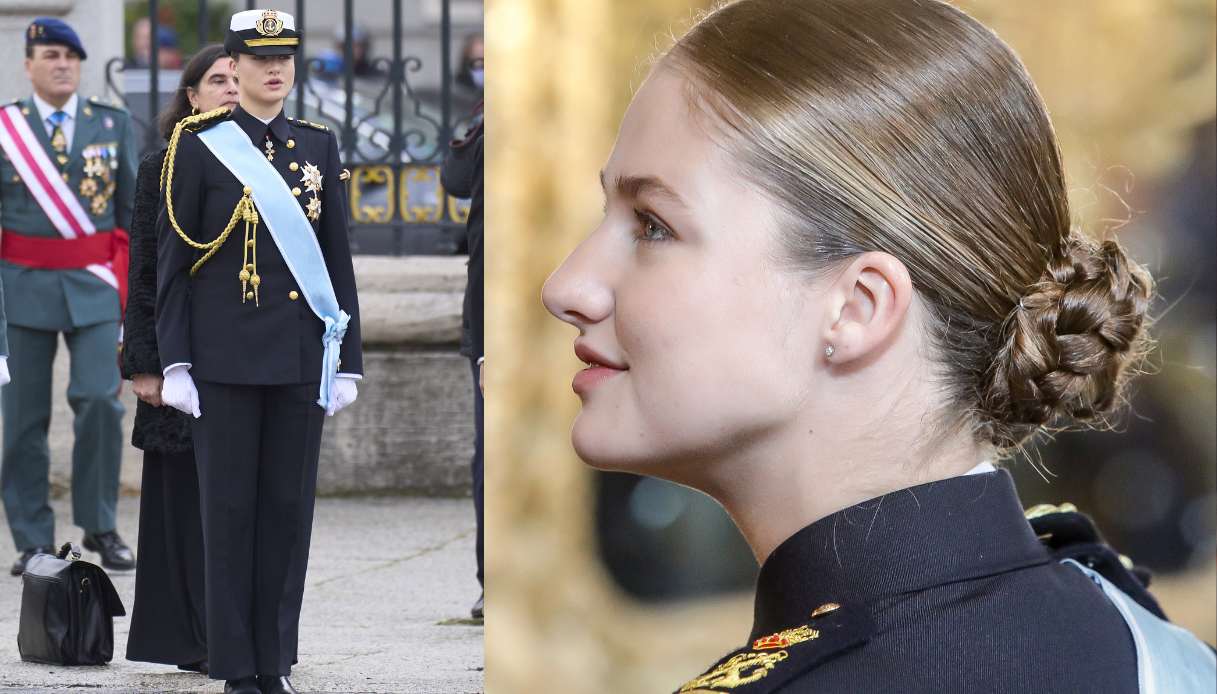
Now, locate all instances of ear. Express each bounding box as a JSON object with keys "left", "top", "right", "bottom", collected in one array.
[
  {"left": 822, "top": 252, "right": 913, "bottom": 365},
  {"left": 186, "top": 86, "right": 198, "bottom": 110}
]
